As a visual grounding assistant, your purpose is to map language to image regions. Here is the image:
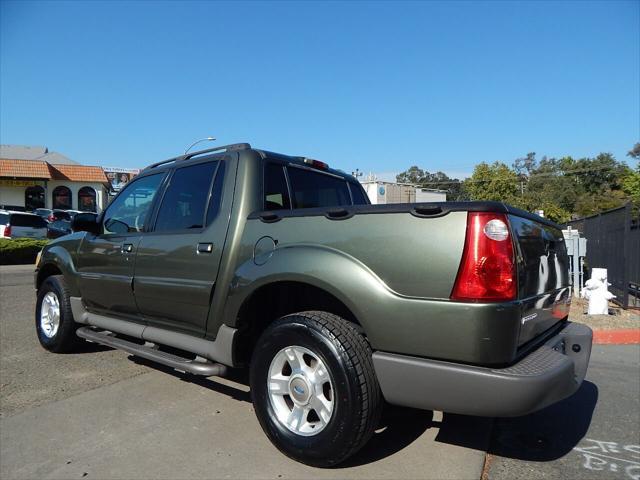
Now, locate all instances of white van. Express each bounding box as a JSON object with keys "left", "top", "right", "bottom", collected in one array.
[{"left": 0, "top": 210, "right": 48, "bottom": 239}]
